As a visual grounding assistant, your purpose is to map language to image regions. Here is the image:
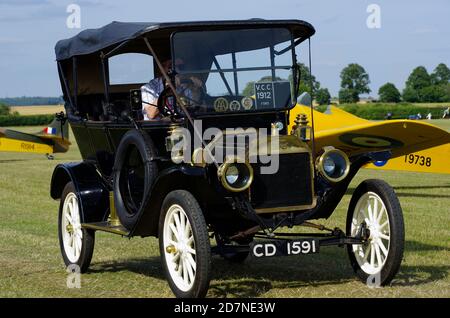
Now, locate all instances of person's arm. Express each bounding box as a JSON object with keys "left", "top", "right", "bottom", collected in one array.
[
  {"left": 141, "top": 85, "right": 160, "bottom": 120},
  {"left": 144, "top": 104, "right": 159, "bottom": 119}
]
